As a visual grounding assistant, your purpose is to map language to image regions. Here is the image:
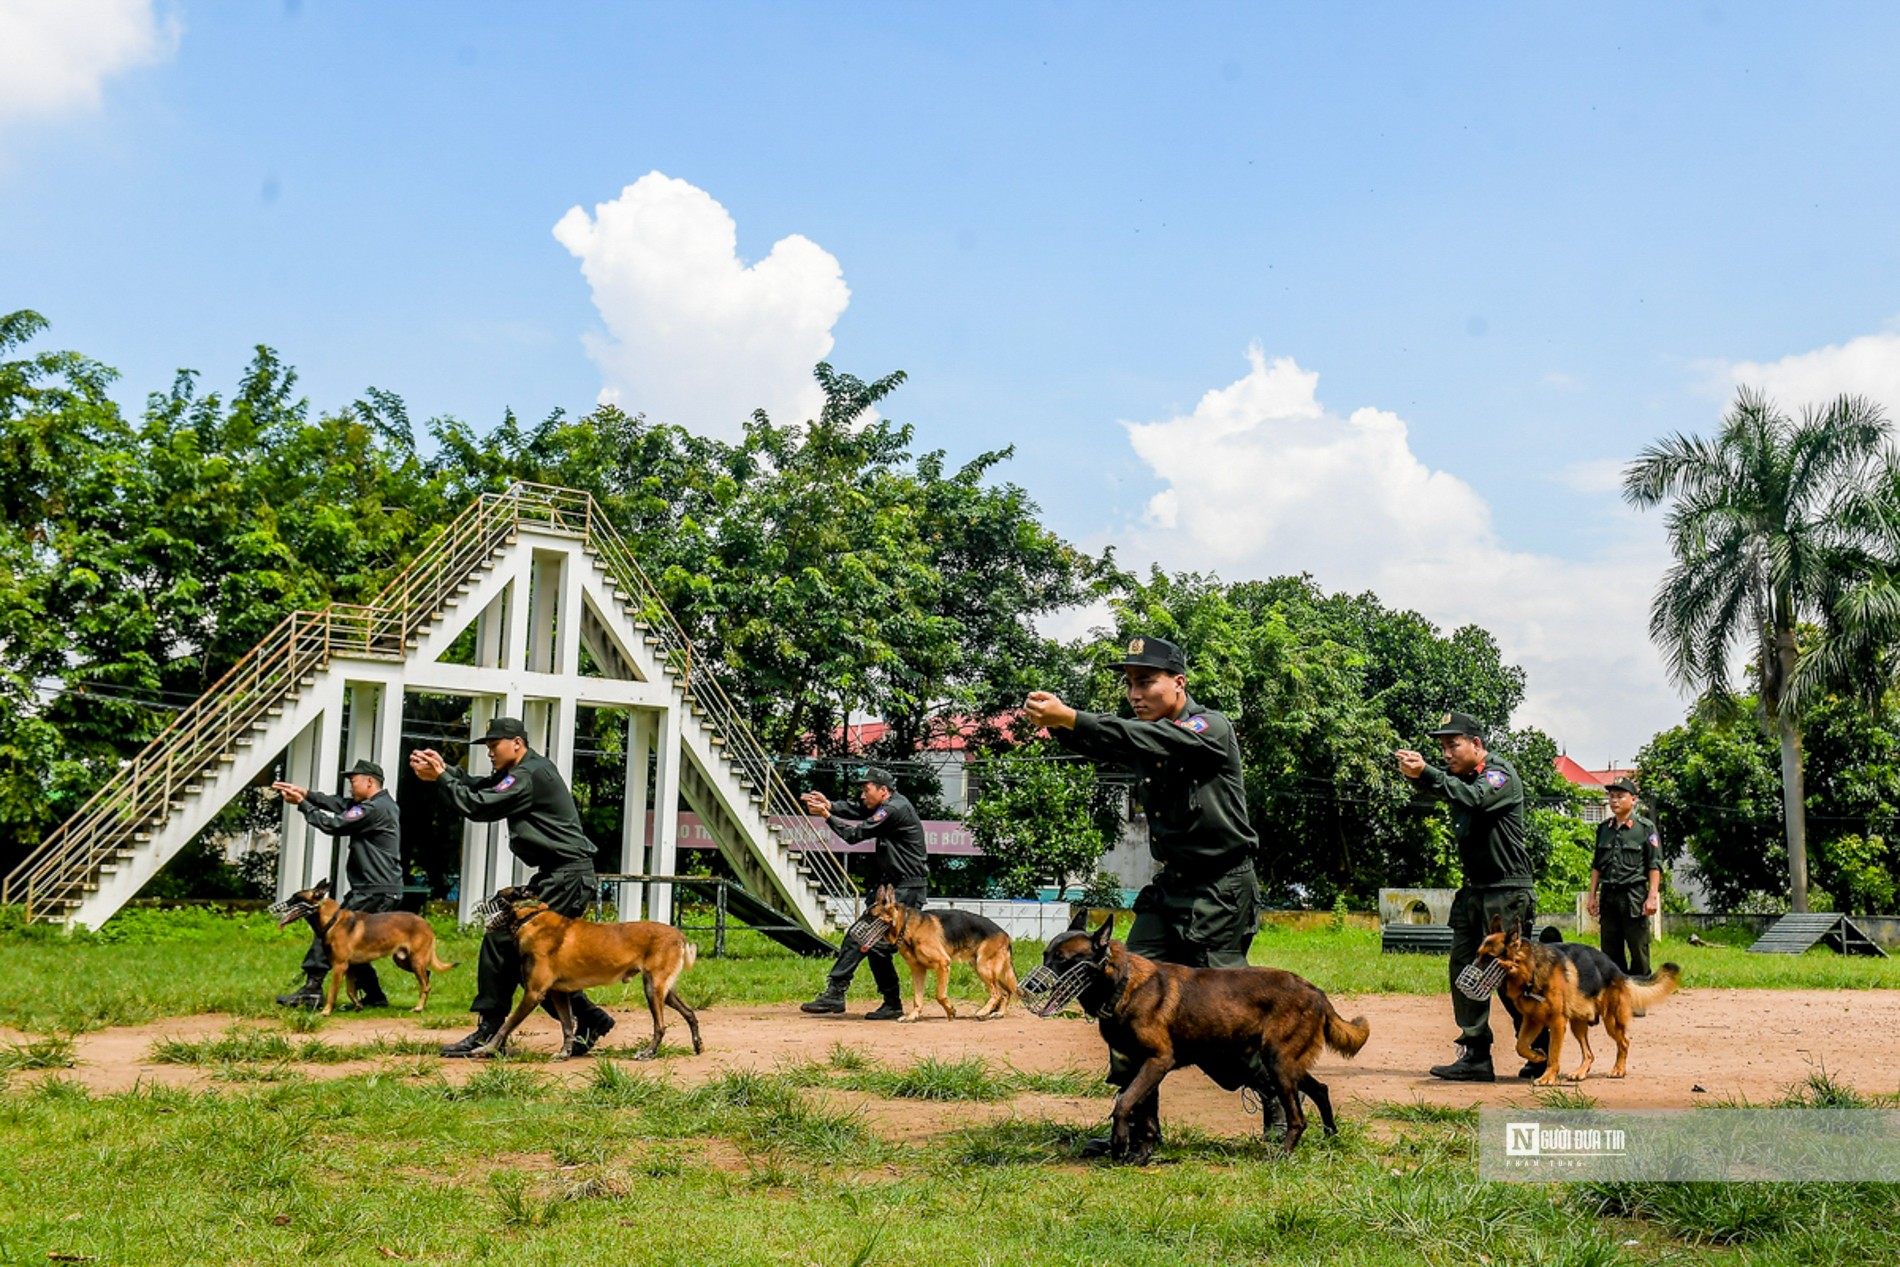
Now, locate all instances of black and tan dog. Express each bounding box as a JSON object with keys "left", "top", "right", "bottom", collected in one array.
[
  {"left": 1474, "top": 919, "right": 1680, "bottom": 1084},
  {"left": 864, "top": 884, "right": 1018, "bottom": 1021},
  {"left": 1033, "top": 912, "right": 1368, "bottom": 1162},
  {"left": 276, "top": 880, "right": 454, "bottom": 1015},
  {"left": 480, "top": 886, "right": 703, "bottom": 1060}
]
